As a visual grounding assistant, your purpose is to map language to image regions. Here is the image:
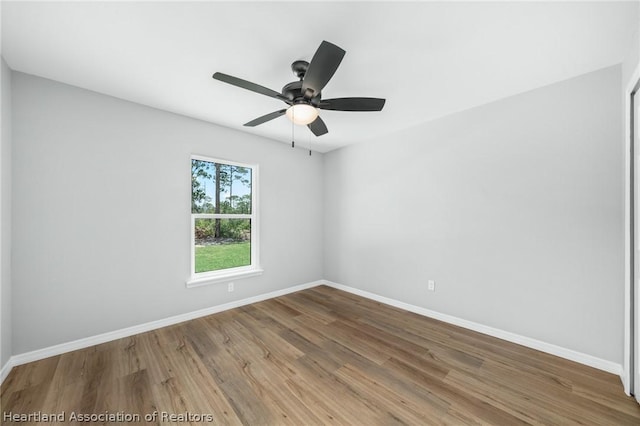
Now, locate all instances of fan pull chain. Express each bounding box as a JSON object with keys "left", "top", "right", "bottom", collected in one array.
[{"left": 291, "top": 107, "right": 295, "bottom": 148}]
